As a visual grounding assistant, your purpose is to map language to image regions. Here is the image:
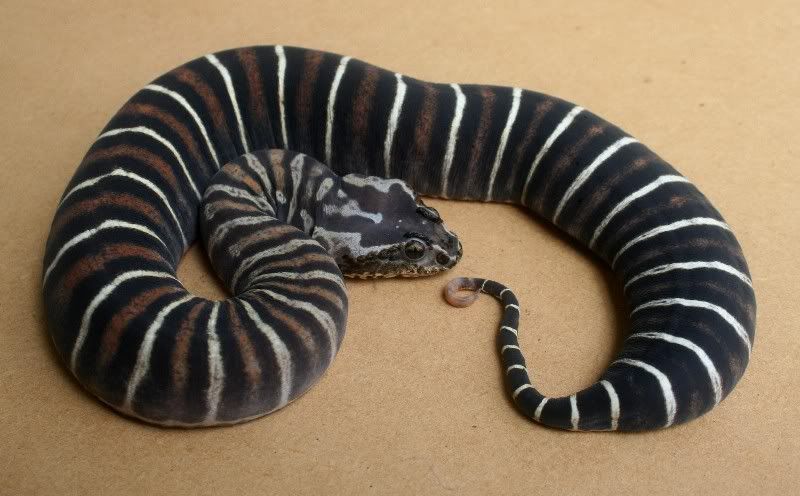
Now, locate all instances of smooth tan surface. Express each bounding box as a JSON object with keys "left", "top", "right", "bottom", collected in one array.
[{"left": 2, "top": 1, "right": 798, "bottom": 494}]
